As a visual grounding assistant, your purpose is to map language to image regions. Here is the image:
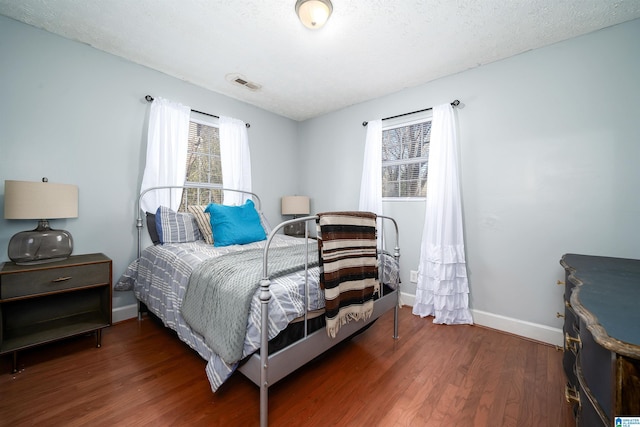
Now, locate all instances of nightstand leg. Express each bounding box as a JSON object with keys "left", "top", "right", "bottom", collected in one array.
[
  {"left": 12, "top": 351, "right": 17, "bottom": 374},
  {"left": 96, "top": 329, "right": 102, "bottom": 348}
]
